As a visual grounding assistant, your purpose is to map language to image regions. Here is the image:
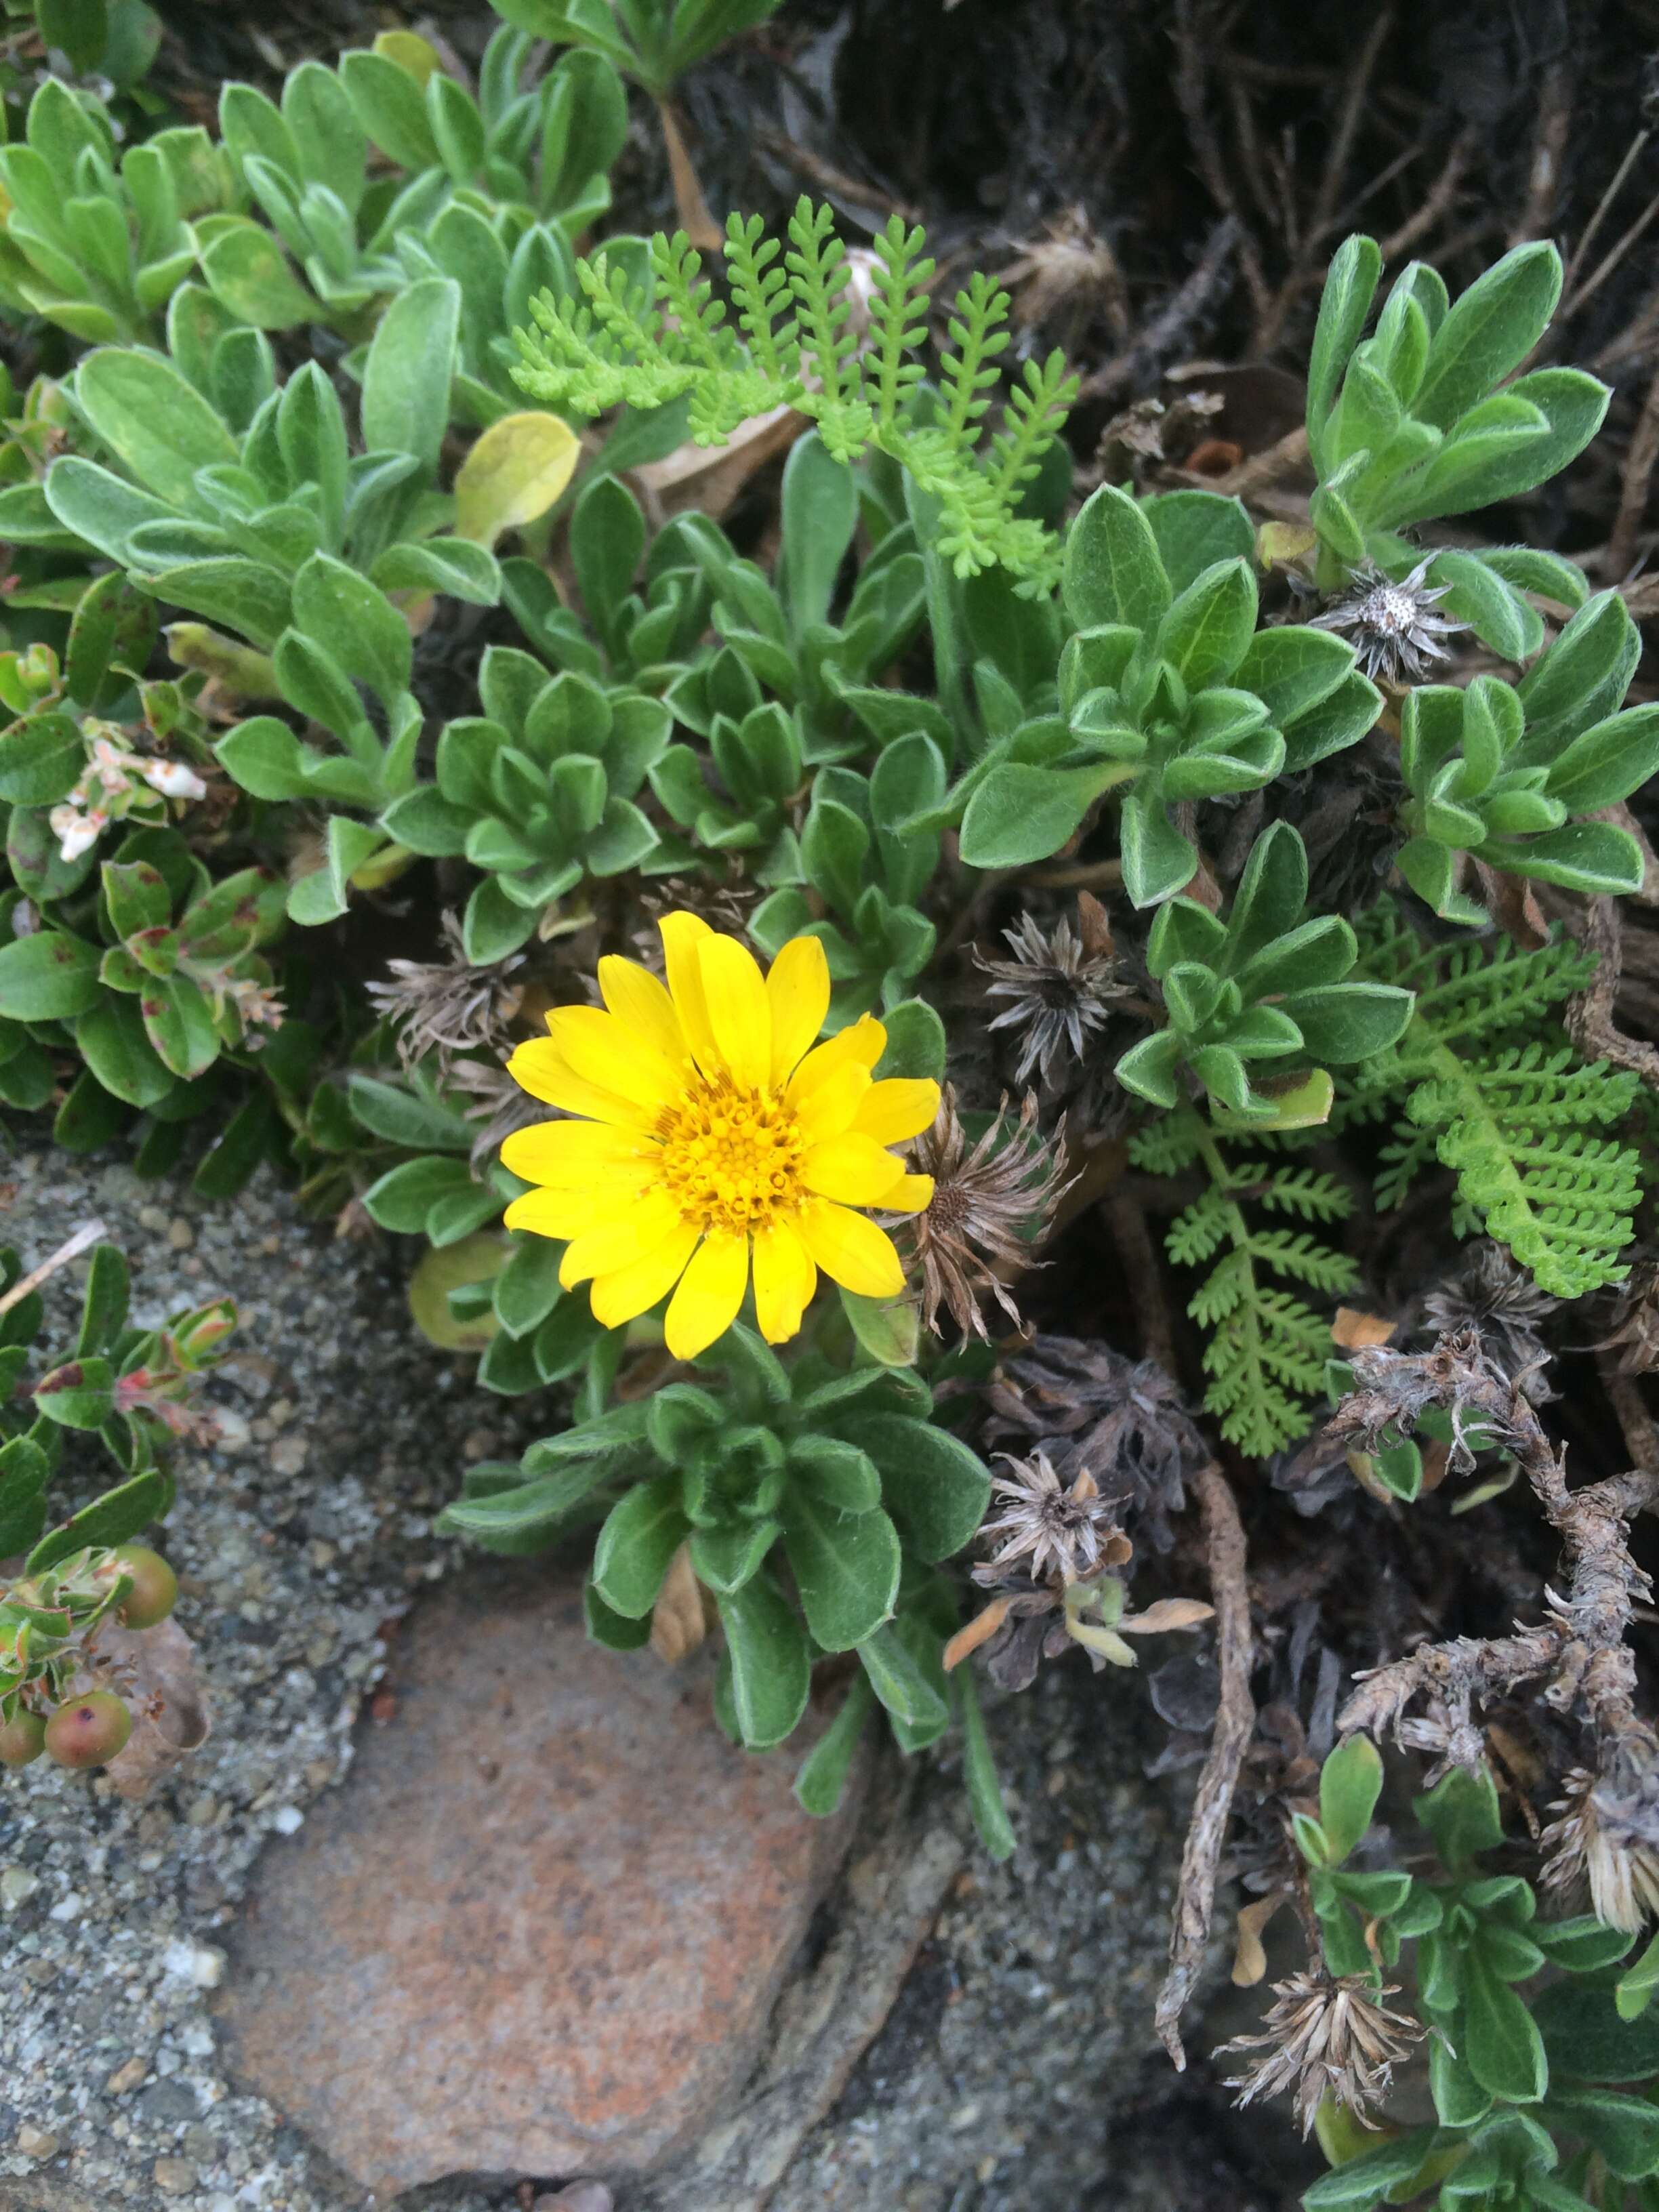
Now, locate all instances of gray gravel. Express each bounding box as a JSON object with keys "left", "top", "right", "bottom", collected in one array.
[{"left": 0, "top": 1145, "right": 539, "bottom": 2212}]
